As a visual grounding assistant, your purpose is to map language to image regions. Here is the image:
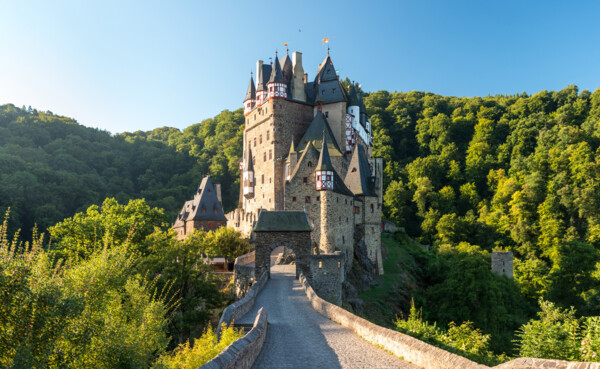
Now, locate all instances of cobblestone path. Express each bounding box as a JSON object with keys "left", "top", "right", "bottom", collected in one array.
[{"left": 237, "top": 265, "right": 419, "bottom": 369}]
